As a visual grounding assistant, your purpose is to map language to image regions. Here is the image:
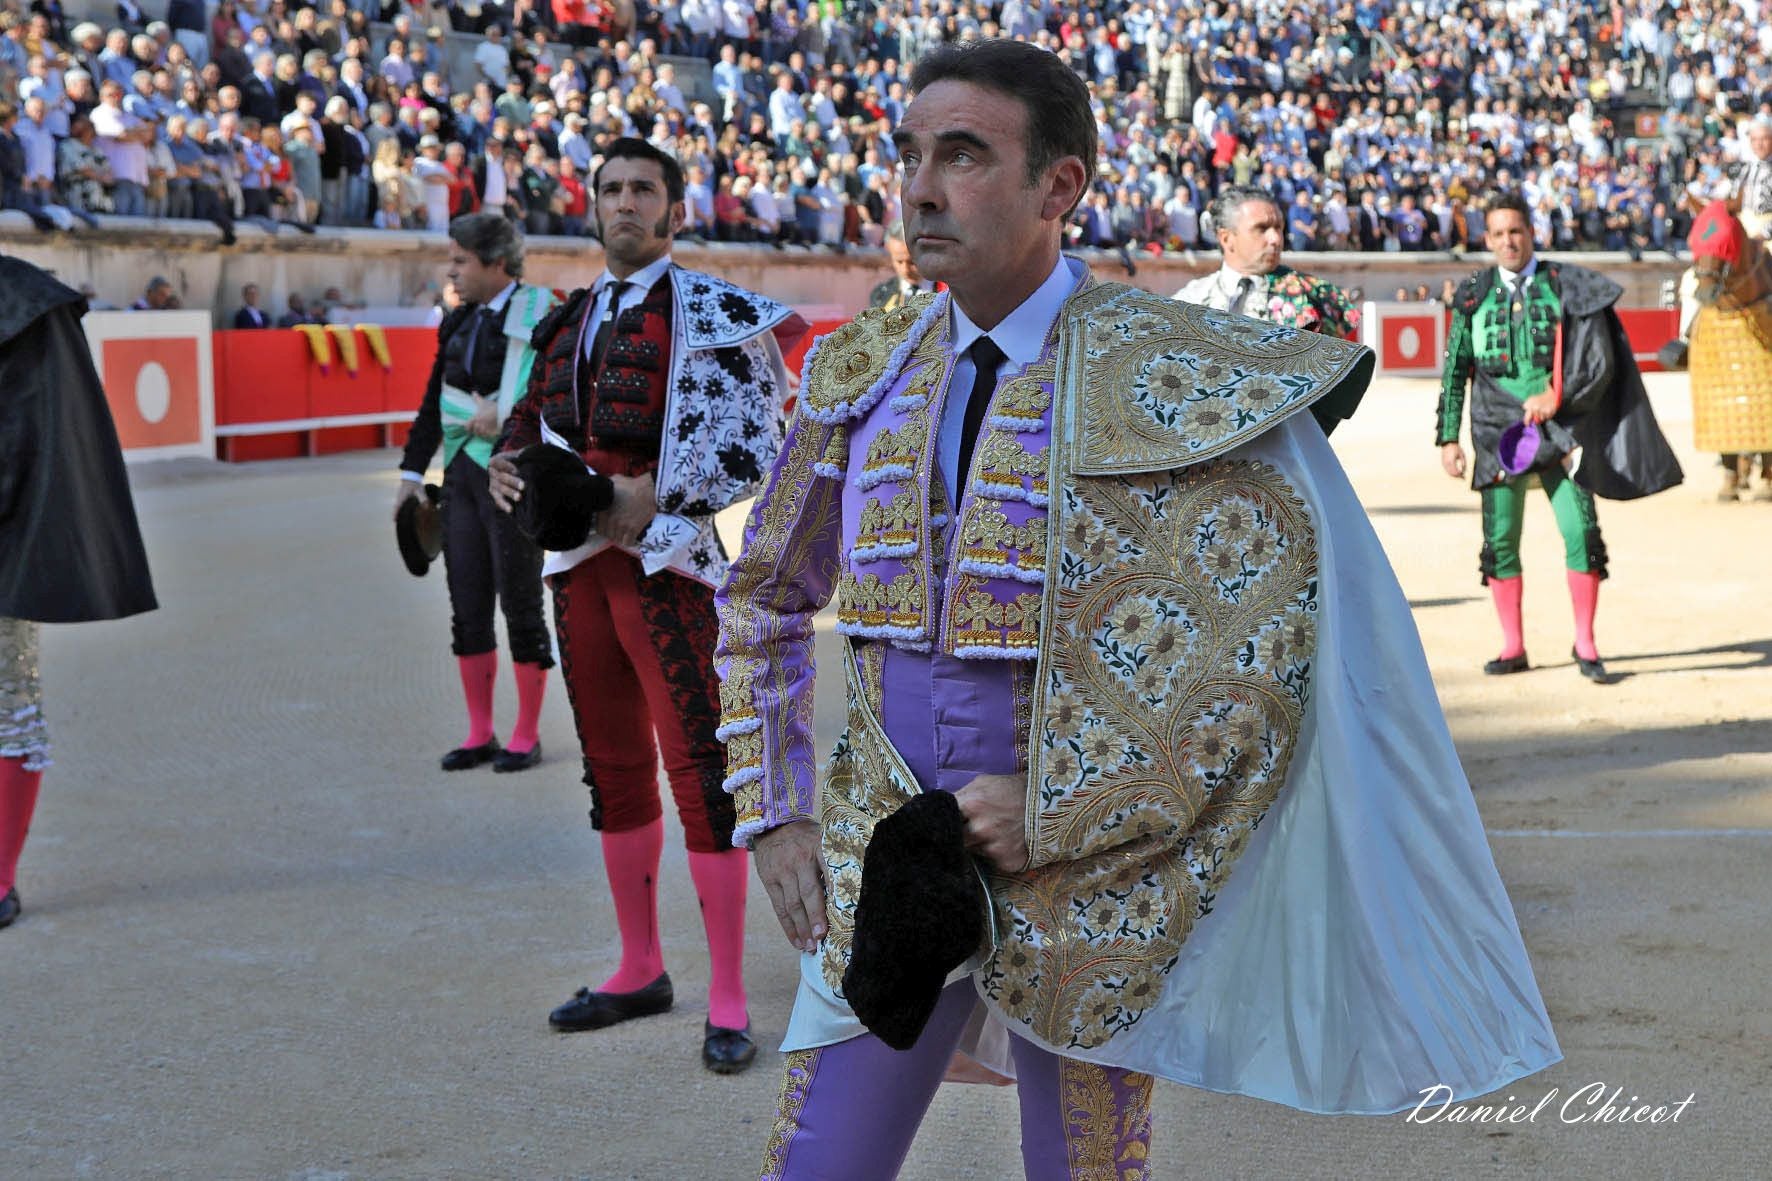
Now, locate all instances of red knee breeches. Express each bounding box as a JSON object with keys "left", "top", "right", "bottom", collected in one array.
[{"left": 549, "top": 548, "right": 735, "bottom": 853}]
